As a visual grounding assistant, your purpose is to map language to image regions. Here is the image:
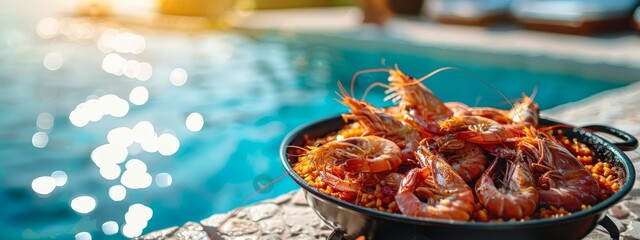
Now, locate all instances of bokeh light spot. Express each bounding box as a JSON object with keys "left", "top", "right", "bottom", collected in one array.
[
  {"left": 74, "top": 232, "right": 91, "bottom": 240},
  {"left": 122, "top": 203, "right": 153, "bottom": 238},
  {"left": 125, "top": 159, "right": 147, "bottom": 171},
  {"left": 51, "top": 171, "right": 67, "bottom": 186},
  {"left": 32, "top": 132, "right": 49, "bottom": 148},
  {"left": 43, "top": 52, "right": 64, "bottom": 71},
  {"left": 131, "top": 121, "right": 160, "bottom": 153},
  {"left": 169, "top": 68, "right": 187, "bottom": 86},
  {"left": 70, "top": 196, "right": 96, "bottom": 214},
  {"left": 109, "top": 185, "right": 126, "bottom": 201},
  {"left": 69, "top": 109, "right": 89, "bottom": 127},
  {"left": 99, "top": 94, "right": 129, "bottom": 117},
  {"left": 99, "top": 164, "right": 122, "bottom": 180},
  {"left": 121, "top": 160, "right": 152, "bottom": 189},
  {"left": 108, "top": 127, "right": 134, "bottom": 147},
  {"left": 36, "top": 17, "right": 59, "bottom": 39},
  {"left": 36, "top": 112, "right": 54, "bottom": 131},
  {"left": 91, "top": 144, "right": 128, "bottom": 168},
  {"left": 129, "top": 86, "right": 149, "bottom": 106},
  {"left": 31, "top": 176, "right": 56, "bottom": 195},
  {"left": 137, "top": 62, "right": 152, "bottom": 81},
  {"left": 157, "top": 133, "right": 179, "bottom": 156},
  {"left": 101, "top": 53, "right": 126, "bottom": 75},
  {"left": 155, "top": 173, "right": 172, "bottom": 188},
  {"left": 121, "top": 223, "right": 142, "bottom": 238},
  {"left": 102, "top": 221, "right": 119, "bottom": 235},
  {"left": 70, "top": 94, "right": 129, "bottom": 128},
  {"left": 186, "top": 112, "right": 204, "bottom": 132},
  {"left": 123, "top": 60, "right": 141, "bottom": 78}
]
